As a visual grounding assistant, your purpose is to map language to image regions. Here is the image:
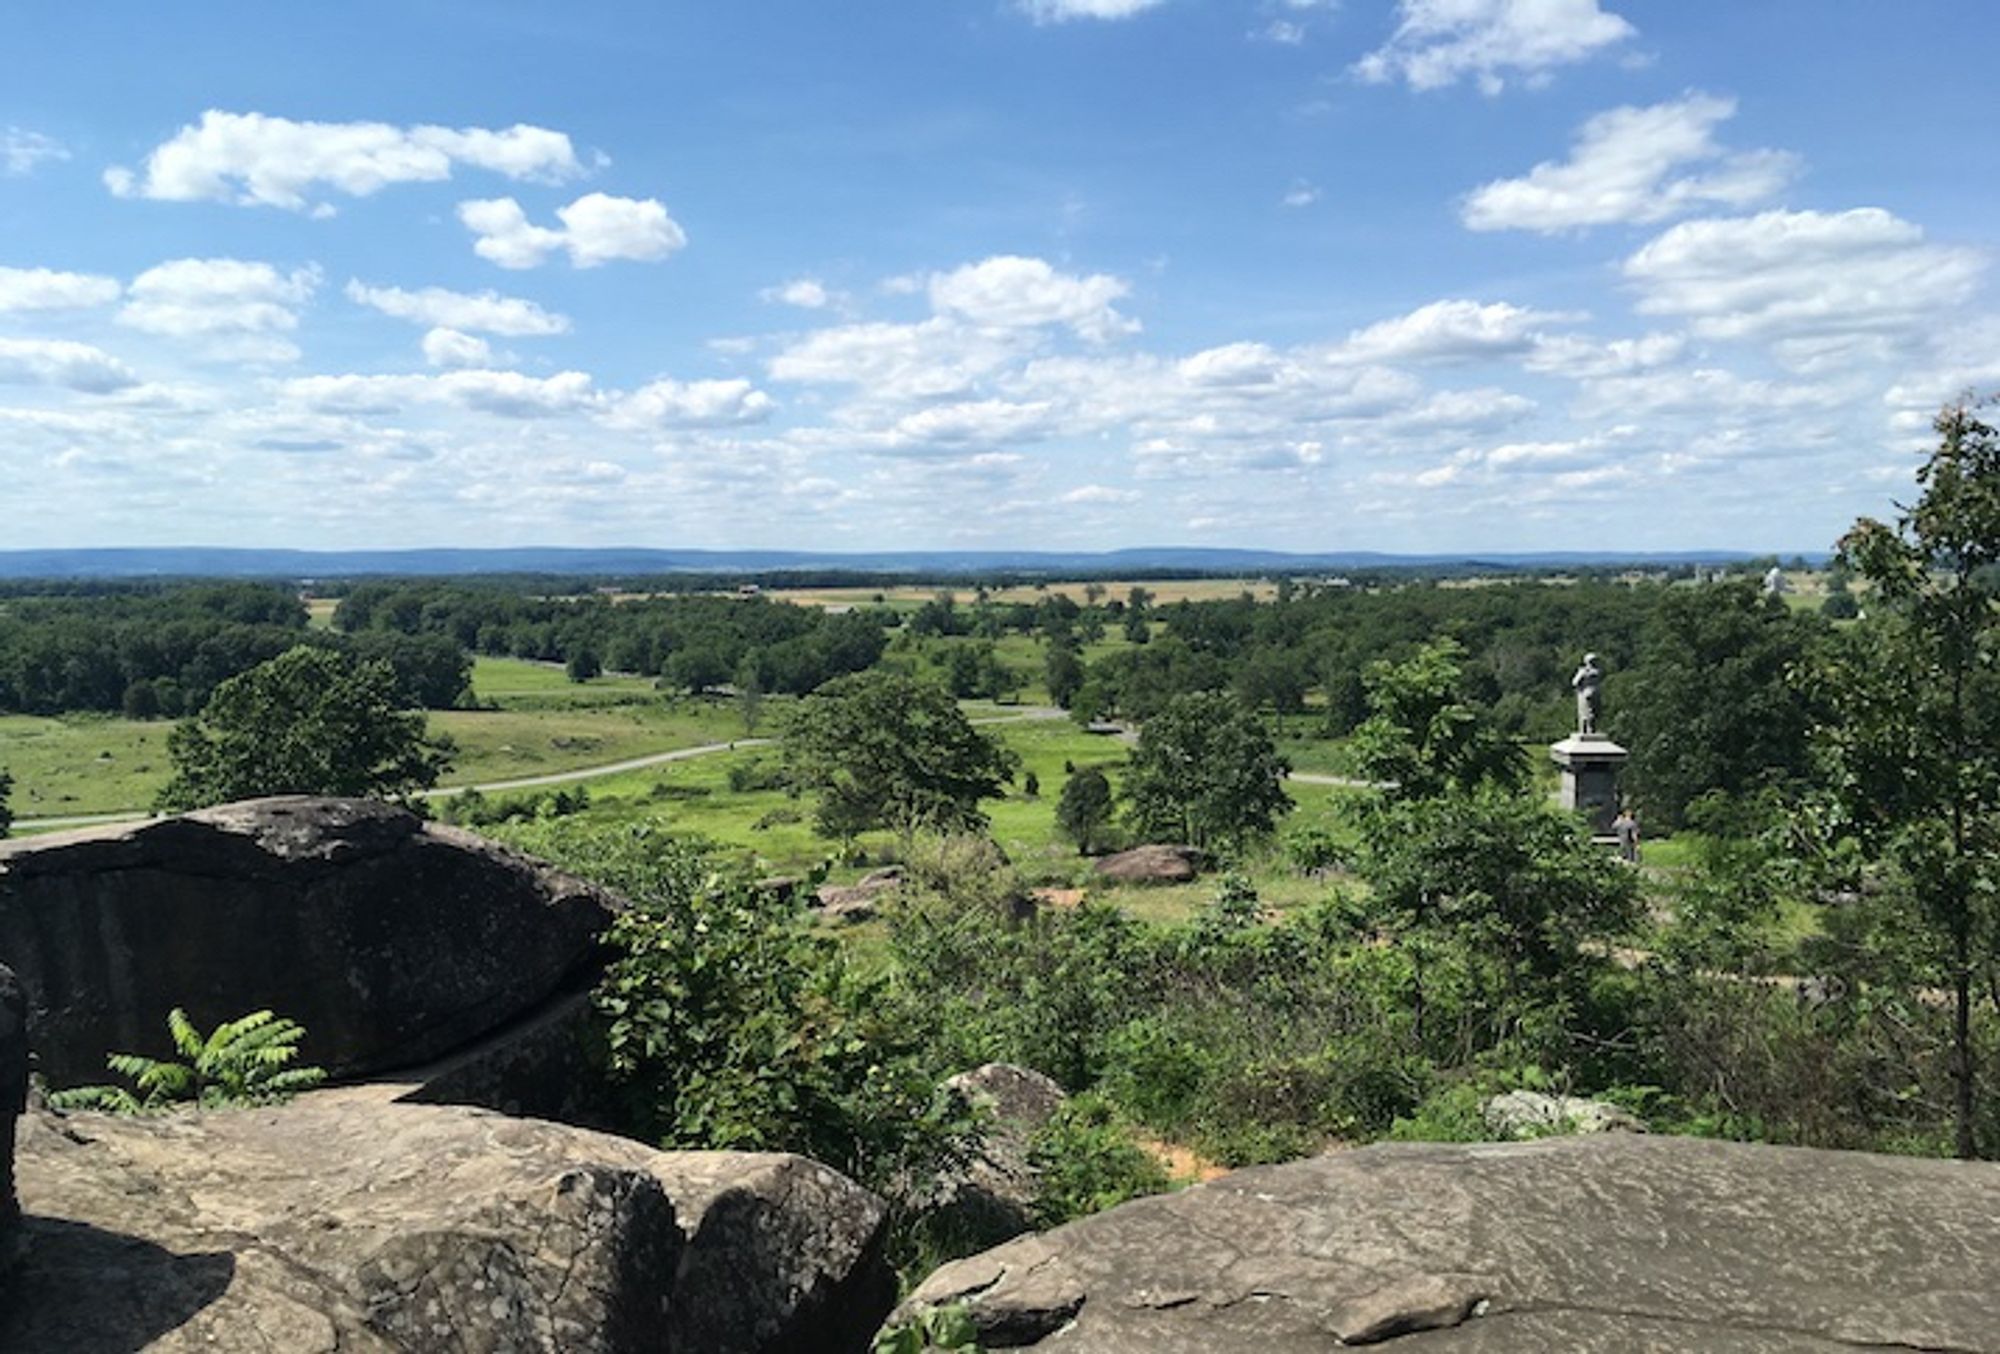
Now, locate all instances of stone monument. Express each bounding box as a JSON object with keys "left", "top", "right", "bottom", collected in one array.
[{"left": 1550, "top": 651, "right": 1627, "bottom": 837}]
